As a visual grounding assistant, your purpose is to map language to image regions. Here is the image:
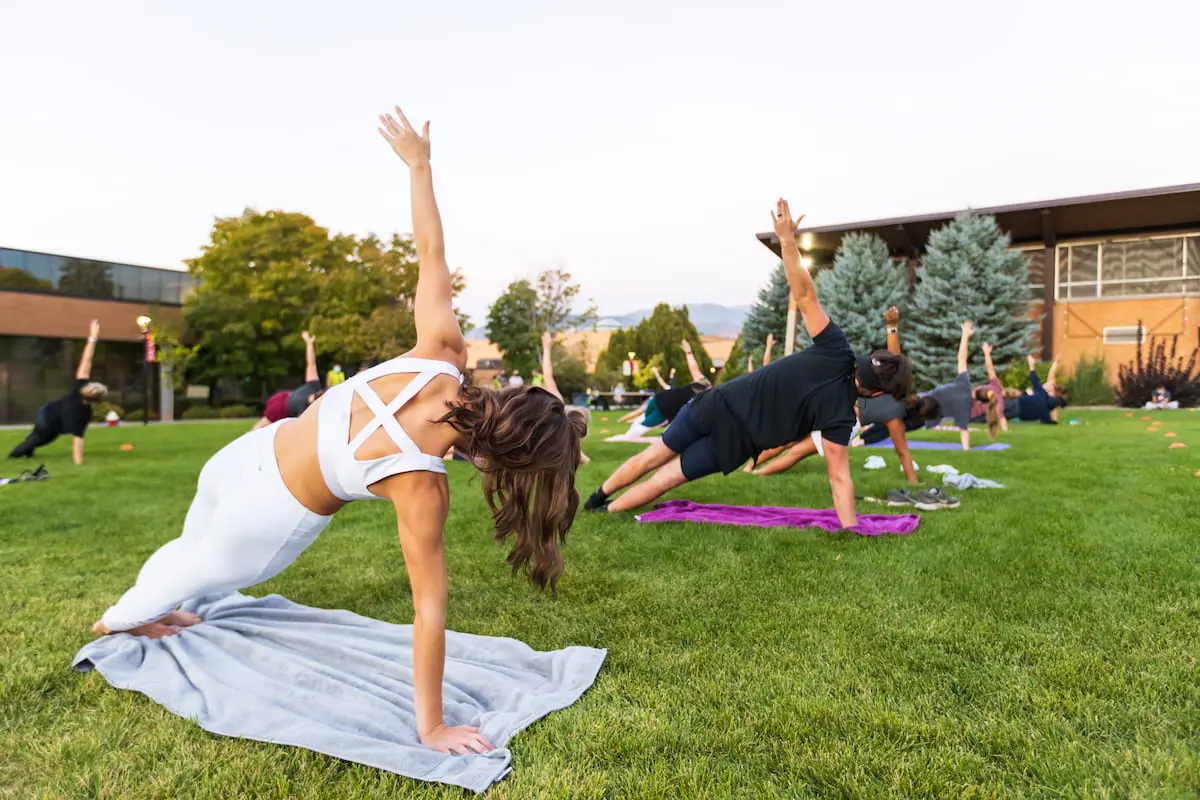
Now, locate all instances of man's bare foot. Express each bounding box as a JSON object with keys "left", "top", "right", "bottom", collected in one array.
[{"left": 91, "top": 611, "right": 201, "bottom": 638}]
